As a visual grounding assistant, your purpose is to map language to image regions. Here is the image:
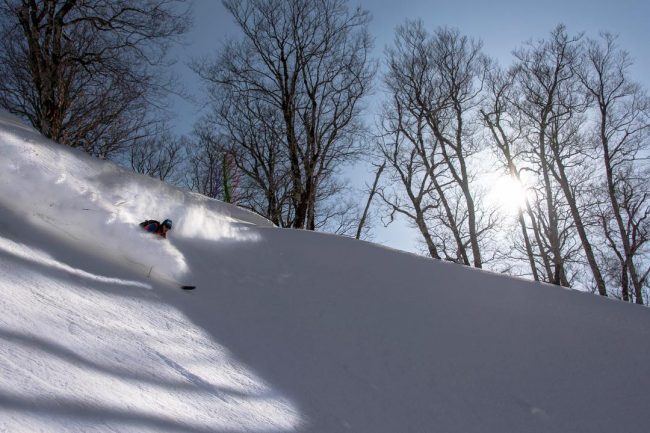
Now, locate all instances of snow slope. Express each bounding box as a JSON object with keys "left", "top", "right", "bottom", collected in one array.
[{"left": 1, "top": 110, "right": 650, "bottom": 432}]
